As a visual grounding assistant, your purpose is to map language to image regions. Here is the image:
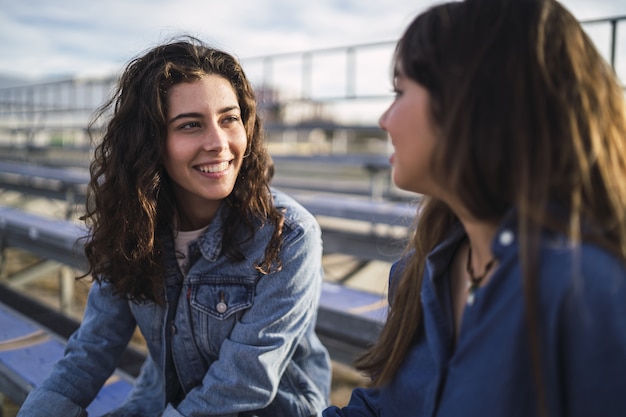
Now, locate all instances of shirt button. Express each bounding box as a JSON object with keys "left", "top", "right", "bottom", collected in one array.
[
  {"left": 170, "top": 323, "right": 177, "bottom": 334},
  {"left": 499, "top": 229, "right": 514, "bottom": 246},
  {"left": 216, "top": 301, "right": 227, "bottom": 314}
]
